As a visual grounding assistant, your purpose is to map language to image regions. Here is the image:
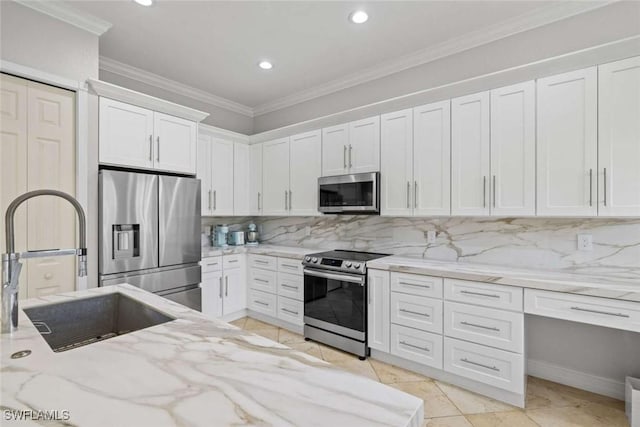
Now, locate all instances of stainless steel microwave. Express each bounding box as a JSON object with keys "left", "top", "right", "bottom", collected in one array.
[{"left": 318, "top": 172, "right": 379, "bottom": 214}]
